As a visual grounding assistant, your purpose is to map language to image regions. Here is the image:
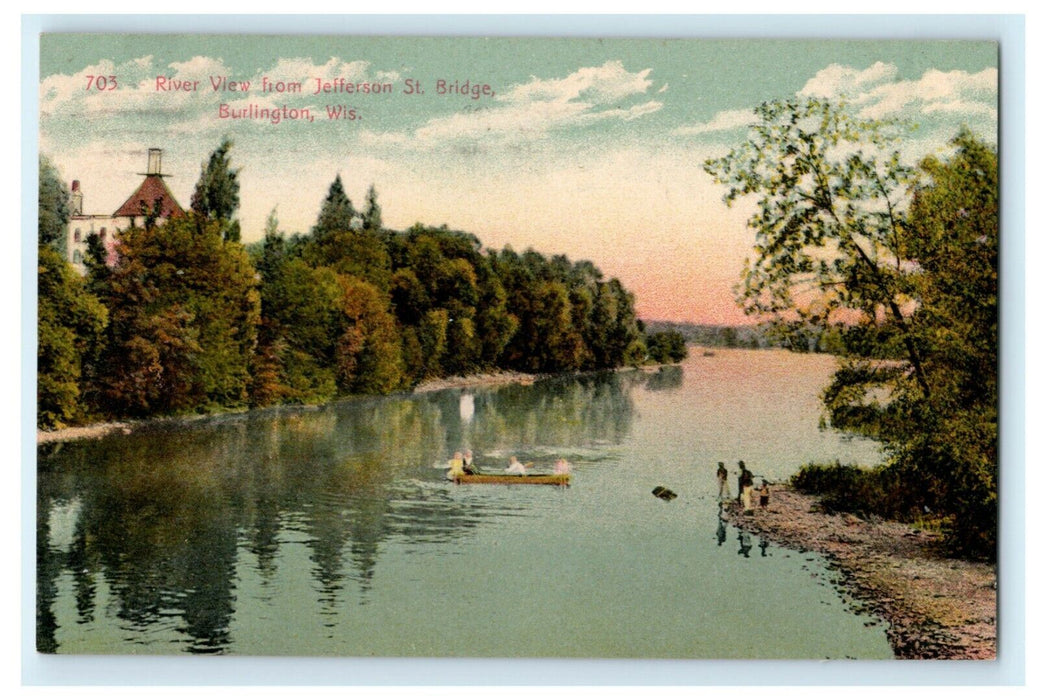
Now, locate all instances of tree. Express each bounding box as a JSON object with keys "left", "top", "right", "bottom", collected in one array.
[
  {"left": 361, "top": 184, "right": 382, "bottom": 231},
  {"left": 191, "top": 138, "right": 241, "bottom": 242},
  {"left": 97, "top": 215, "right": 260, "bottom": 415},
  {"left": 312, "top": 175, "right": 355, "bottom": 240},
  {"left": 704, "top": 97, "right": 928, "bottom": 395},
  {"left": 705, "top": 97, "right": 999, "bottom": 559},
  {"left": 39, "top": 156, "right": 70, "bottom": 249},
  {"left": 37, "top": 246, "right": 108, "bottom": 427},
  {"left": 898, "top": 131, "right": 998, "bottom": 557}
]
